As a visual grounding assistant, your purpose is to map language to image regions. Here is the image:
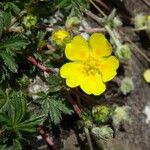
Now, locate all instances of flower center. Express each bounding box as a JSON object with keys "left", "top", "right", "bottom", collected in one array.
[{"left": 83, "top": 57, "right": 101, "bottom": 76}]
